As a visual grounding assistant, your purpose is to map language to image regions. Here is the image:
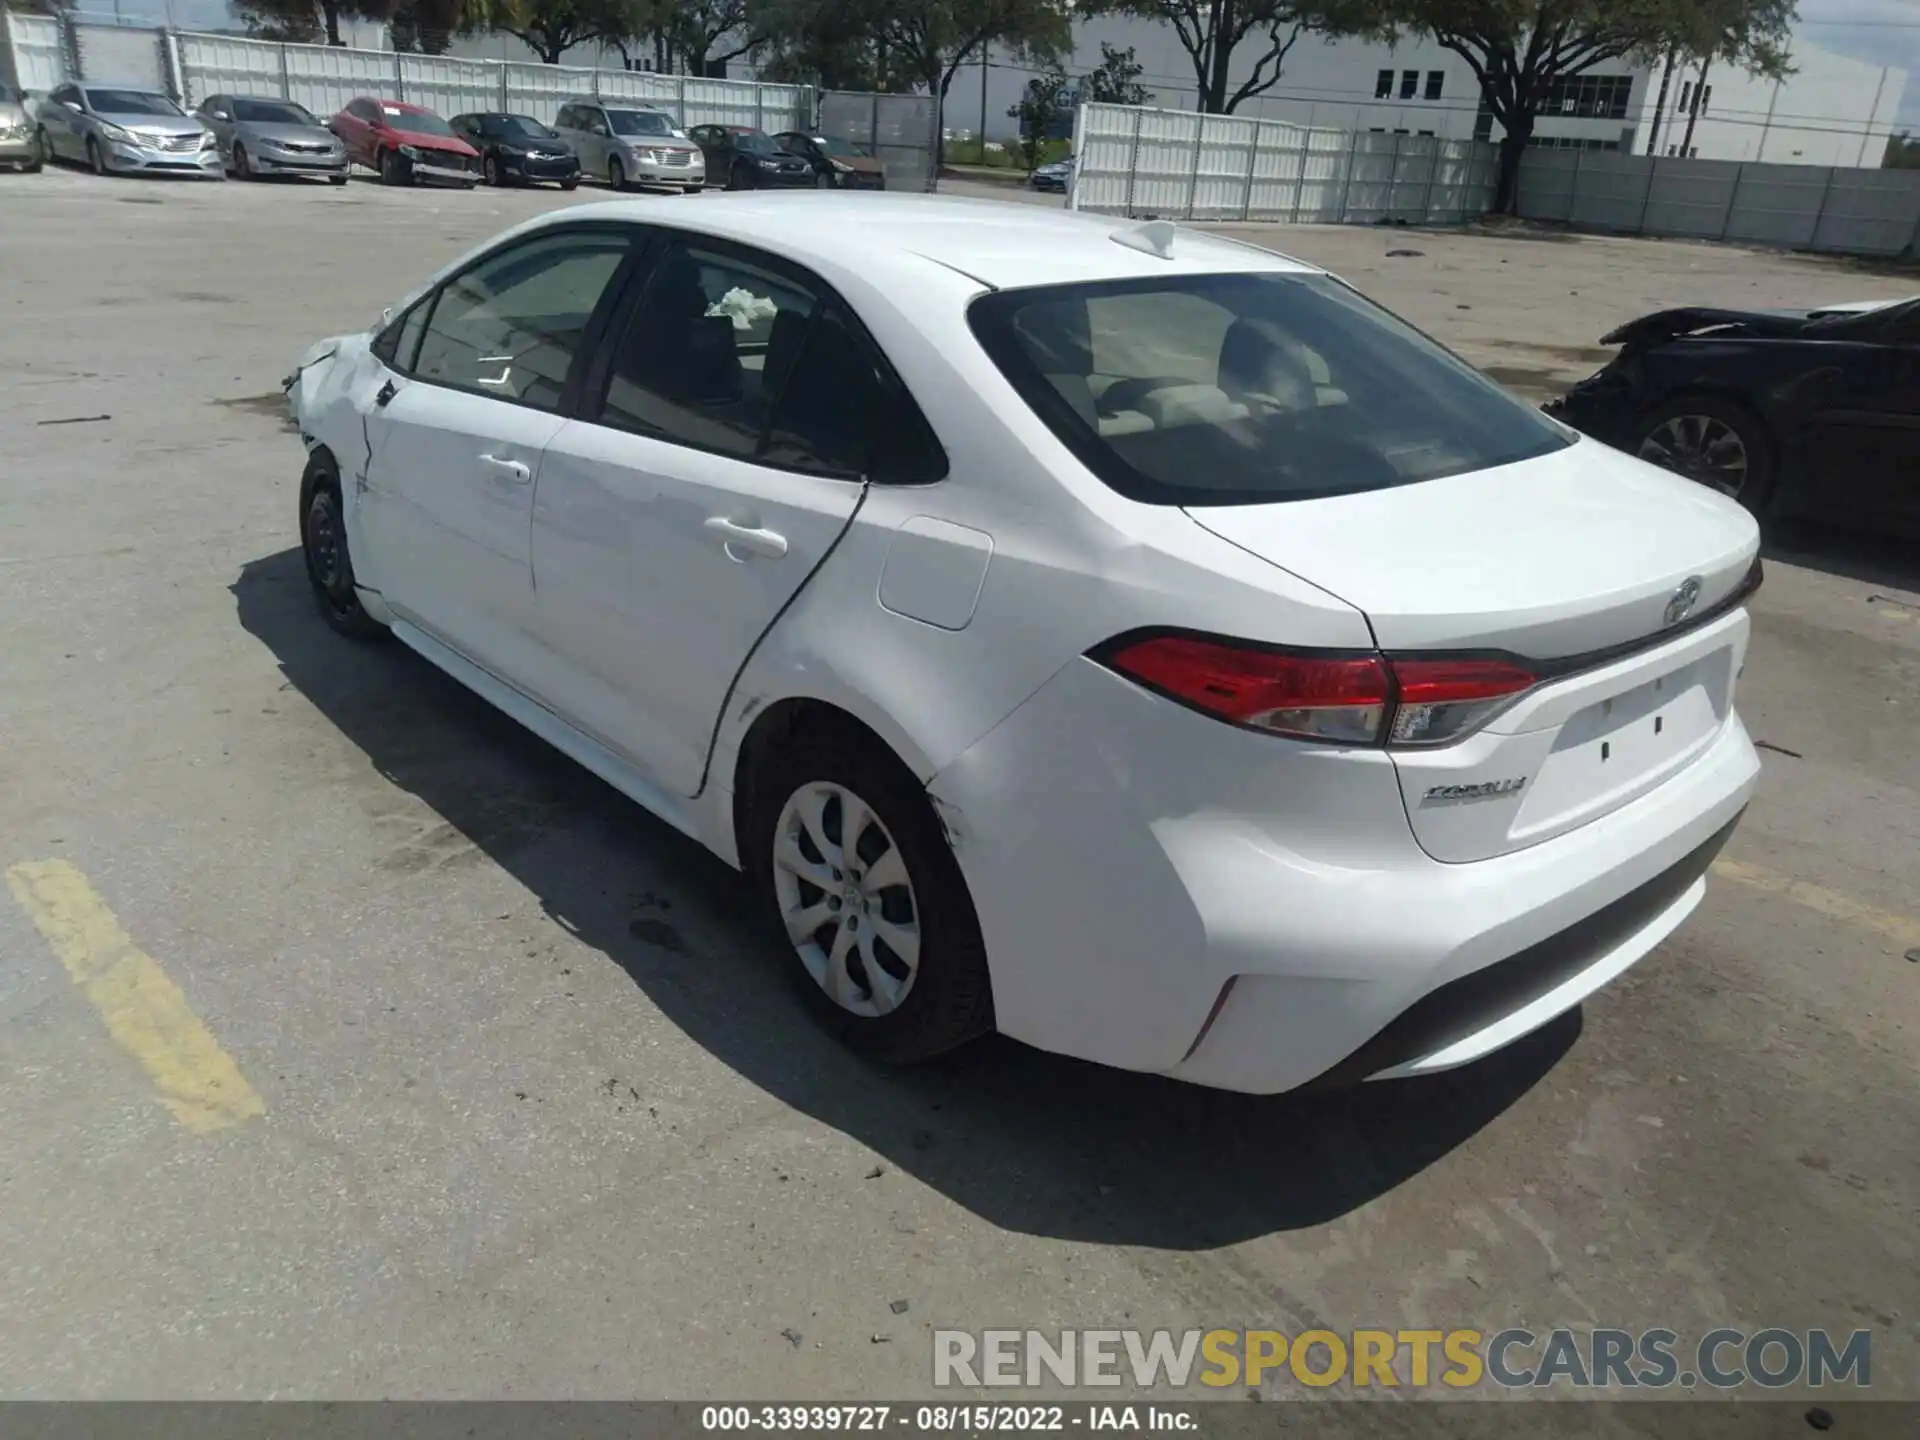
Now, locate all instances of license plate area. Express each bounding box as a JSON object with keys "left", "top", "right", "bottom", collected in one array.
[{"left": 1513, "top": 647, "right": 1733, "bottom": 840}]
